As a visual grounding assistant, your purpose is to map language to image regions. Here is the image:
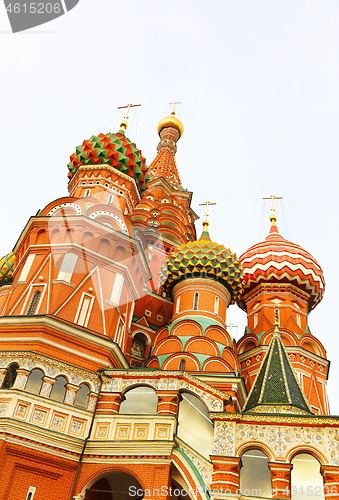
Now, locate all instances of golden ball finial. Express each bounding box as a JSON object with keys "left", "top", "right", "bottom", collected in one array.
[
  {"left": 119, "top": 120, "right": 128, "bottom": 131},
  {"left": 157, "top": 114, "right": 184, "bottom": 139}
]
